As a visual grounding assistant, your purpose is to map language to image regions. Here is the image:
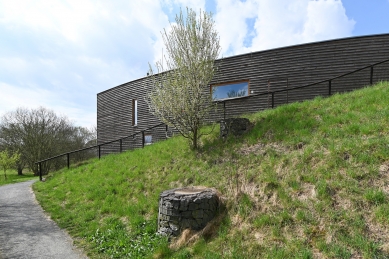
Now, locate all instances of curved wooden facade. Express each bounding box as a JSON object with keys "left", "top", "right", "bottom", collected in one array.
[{"left": 97, "top": 33, "right": 389, "bottom": 152}]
